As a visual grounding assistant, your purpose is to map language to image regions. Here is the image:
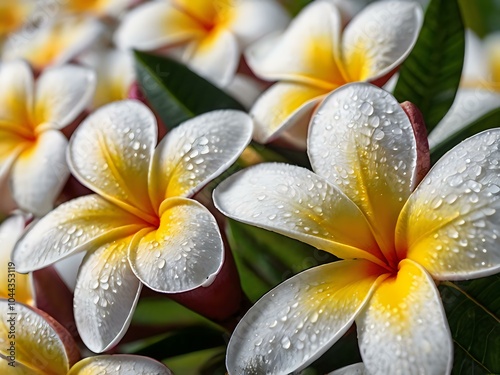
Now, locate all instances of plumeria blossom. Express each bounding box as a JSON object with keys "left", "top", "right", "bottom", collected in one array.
[
  {"left": 114, "top": 0, "right": 290, "bottom": 87},
  {"left": 12, "top": 100, "right": 253, "bottom": 353},
  {"left": 0, "top": 299, "right": 172, "bottom": 374},
  {"left": 2, "top": 15, "right": 104, "bottom": 72},
  {"left": 246, "top": 1, "right": 423, "bottom": 148},
  {"left": 0, "top": 214, "right": 34, "bottom": 305},
  {"left": 429, "top": 30, "right": 500, "bottom": 148},
  {"left": 0, "top": 60, "right": 95, "bottom": 216},
  {"left": 0, "top": 0, "right": 35, "bottom": 44},
  {"left": 78, "top": 46, "right": 135, "bottom": 109},
  {"left": 214, "top": 83, "right": 500, "bottom": 374}
]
